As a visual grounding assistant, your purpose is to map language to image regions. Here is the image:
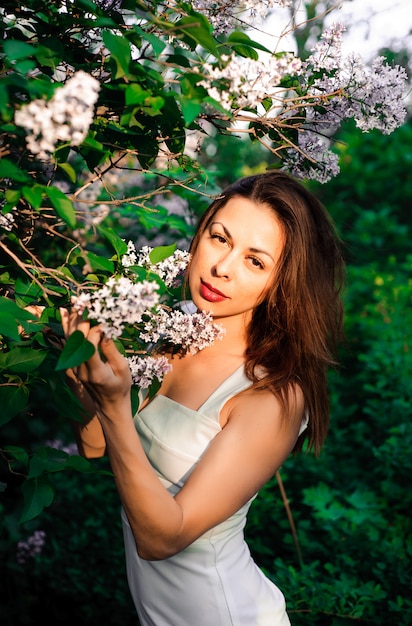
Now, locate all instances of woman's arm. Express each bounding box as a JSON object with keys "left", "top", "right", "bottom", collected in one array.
[
  {"left": 61, "top": 309, "right": 106, "bottom": 458},
  {"left": 66, "top": 370, "right": 107, "bottom": 458},
  {"left": 64, "top": 313, "right": 304, "bottom": 561}
]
